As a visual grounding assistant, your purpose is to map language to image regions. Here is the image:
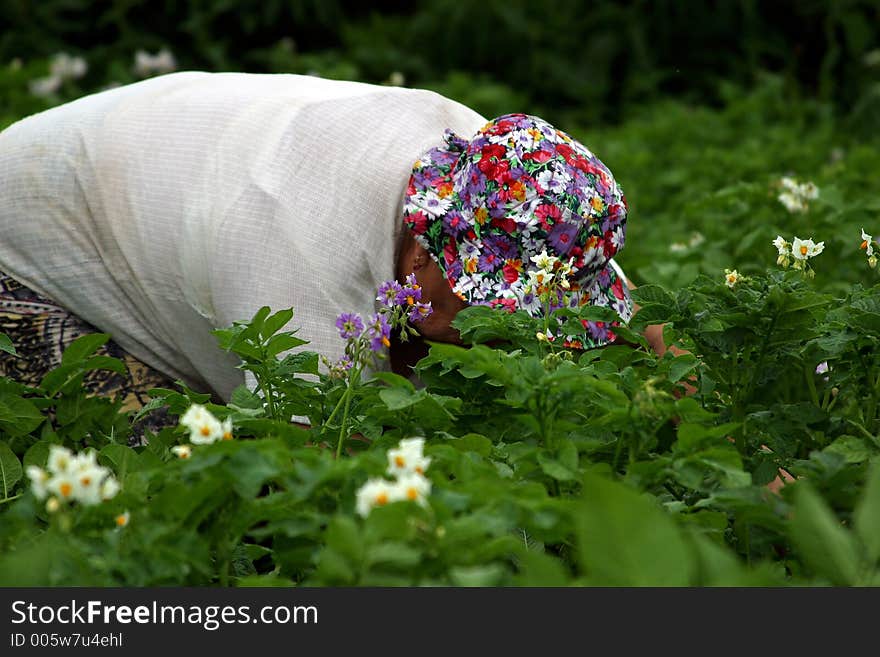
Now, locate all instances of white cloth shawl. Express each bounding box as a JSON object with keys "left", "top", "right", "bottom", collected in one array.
[{"left": 0, "top": 72, "right": 489, "bottom": 401}]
